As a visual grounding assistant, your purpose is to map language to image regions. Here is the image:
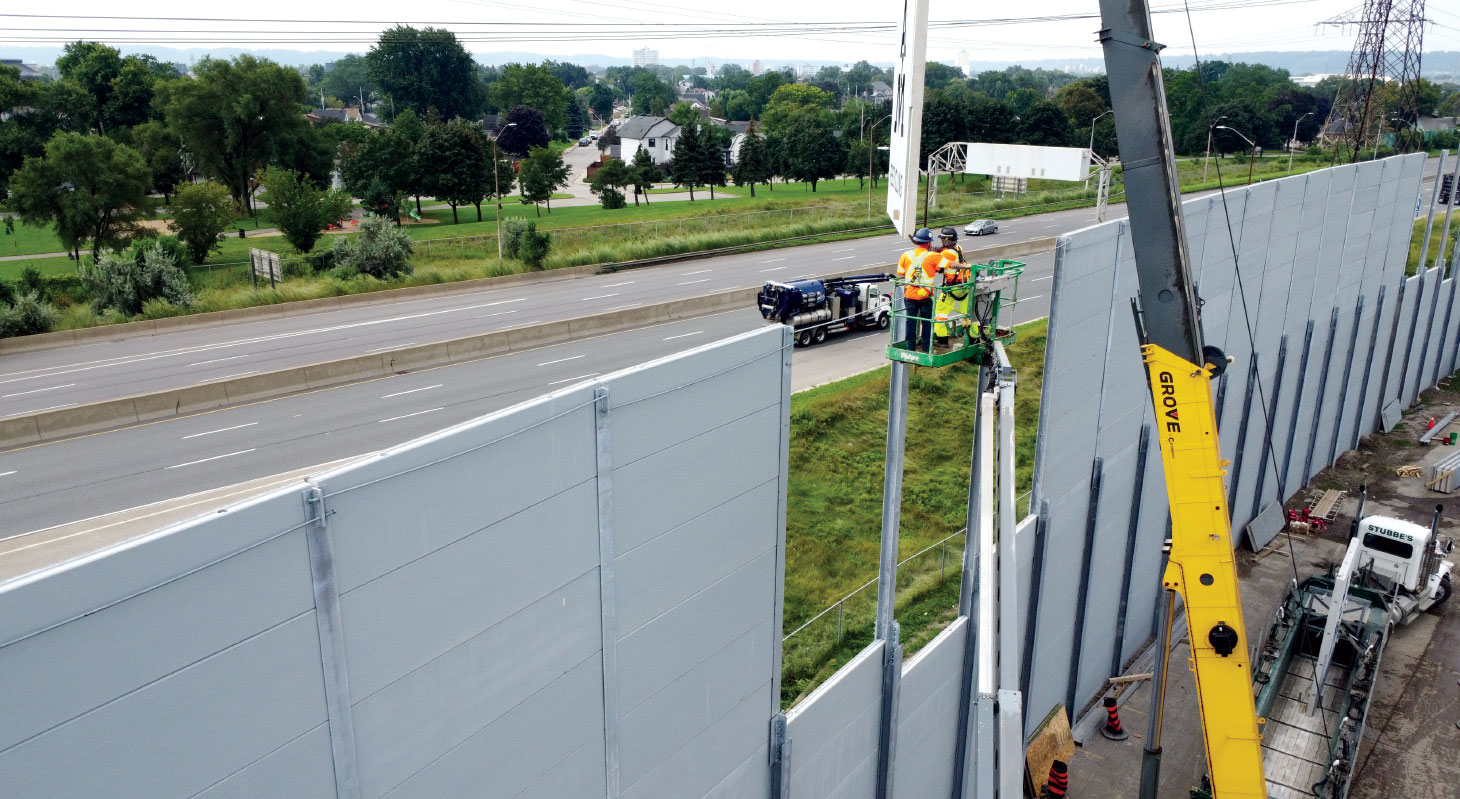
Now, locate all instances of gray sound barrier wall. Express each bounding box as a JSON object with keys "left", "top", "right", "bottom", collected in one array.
[
  {"left": 0, "top": 325, "right": 794, "bottom": 799},
  {"left": 891, "top": 618, "right": 968, "bottom": 798},
  {"left": 1026, "top": 153, "right": 1434, "bottom": 730},
  {"left": 783, "top": 640, "right": 886, "bottom": 799}
]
